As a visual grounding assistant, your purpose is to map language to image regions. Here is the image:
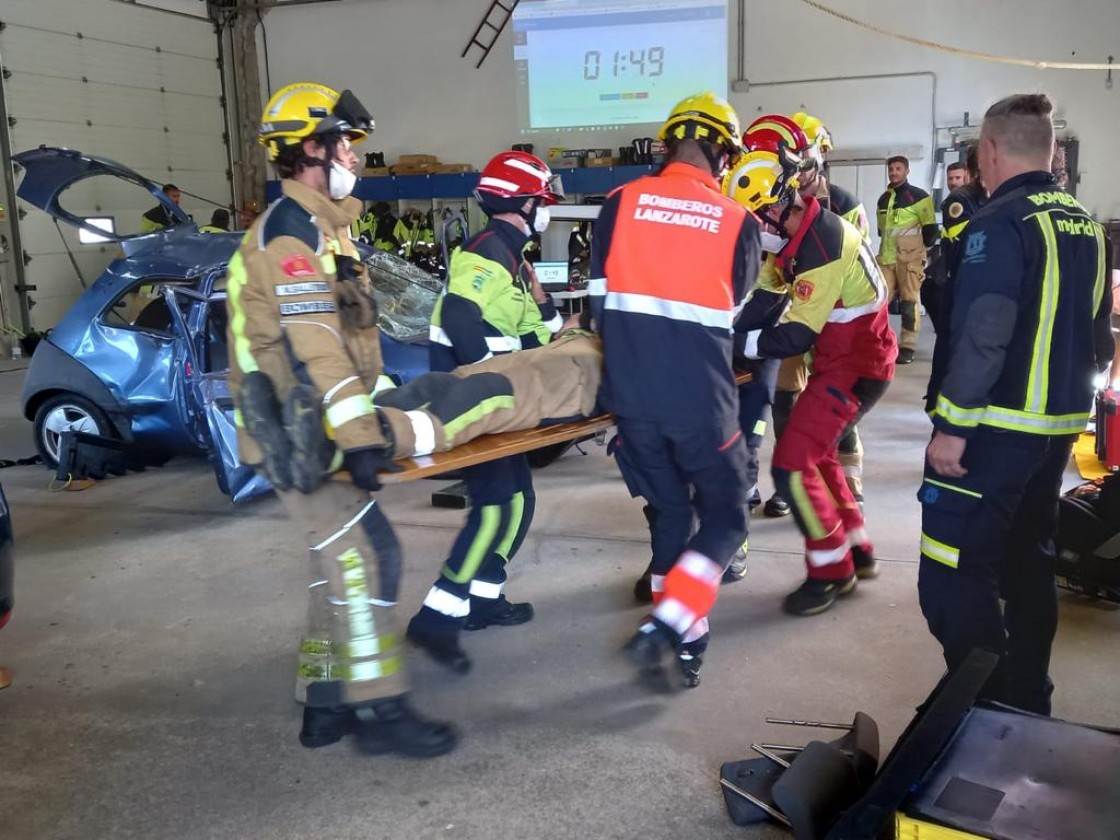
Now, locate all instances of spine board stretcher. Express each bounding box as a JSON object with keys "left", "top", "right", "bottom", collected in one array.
[{"left": 372, "top": 372, "right": 753, "bottom": 483}]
